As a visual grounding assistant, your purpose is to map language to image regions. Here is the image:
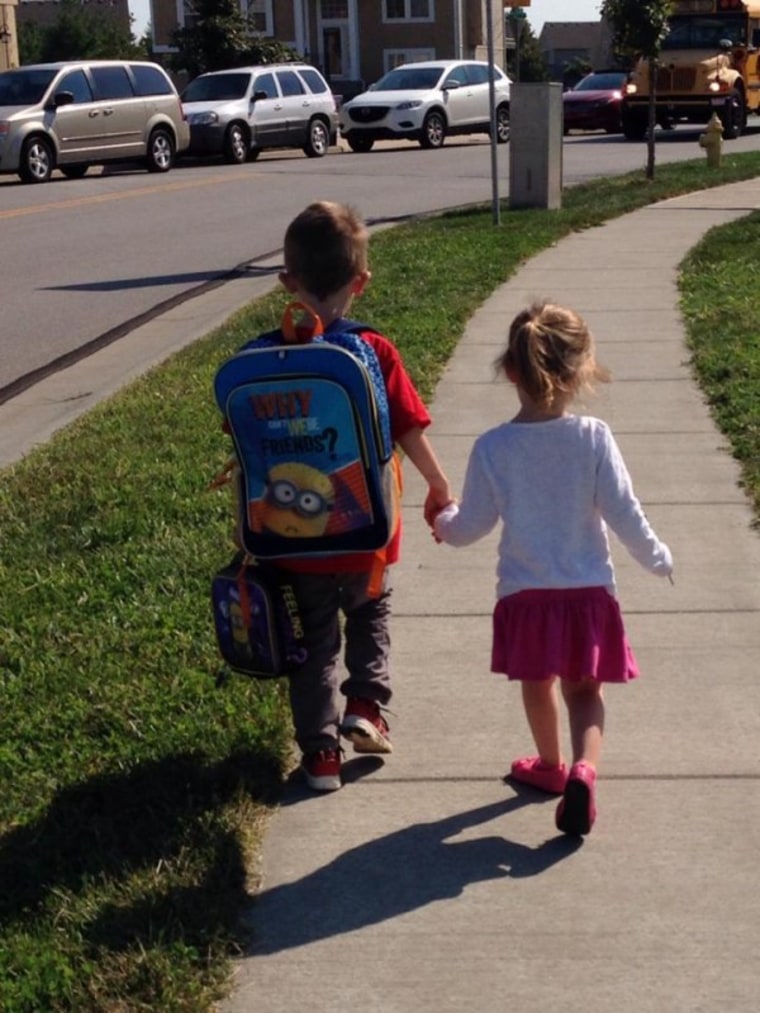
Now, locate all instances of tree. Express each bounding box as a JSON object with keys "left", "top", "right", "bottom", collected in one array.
[
  {"left": 601, "top": 0, "right": 673, "bottom": 179},
  {"left": 170, "top": 0, "right": 297, "bottom": 80},
  {"left": 18, "top": 0, "right": 146, "bottom": 64},
  {"left": 506, "top": 19, "right": 549, "bottom": 83}
]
